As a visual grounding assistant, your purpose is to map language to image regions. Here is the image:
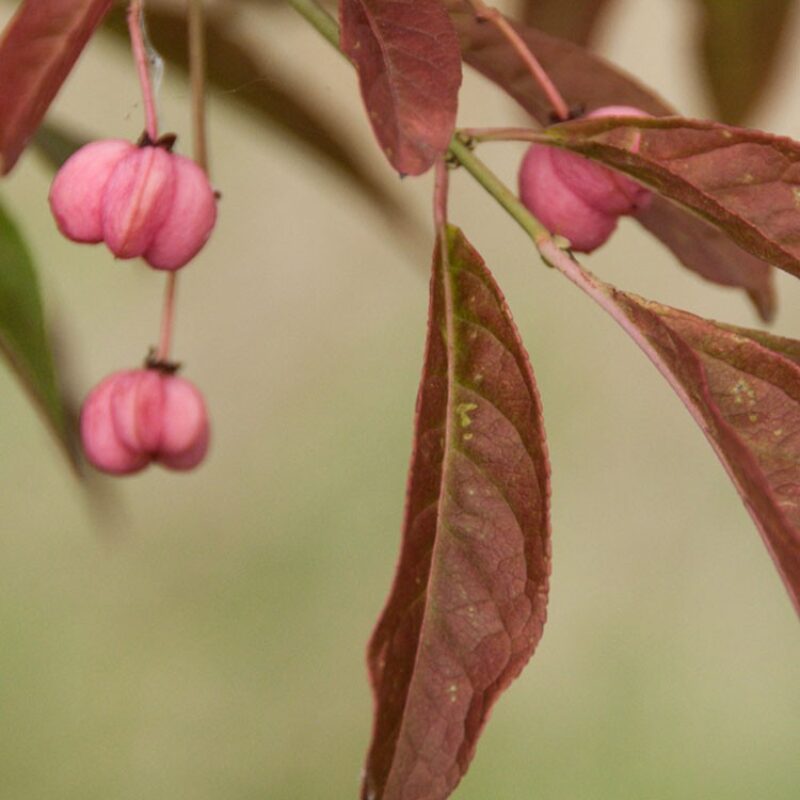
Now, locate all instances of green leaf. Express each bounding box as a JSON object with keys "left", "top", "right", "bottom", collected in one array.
[
  {"left": 0, "top": 199, "right": 79, "bottom": 469},
  {"left": 694, "top": 0, "right": 796, "bottom": 124}
]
